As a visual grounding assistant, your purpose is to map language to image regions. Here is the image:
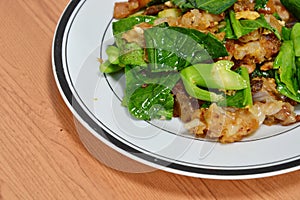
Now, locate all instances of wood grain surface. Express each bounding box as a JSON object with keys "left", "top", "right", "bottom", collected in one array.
[{"left": 1, "top": 0, "right": 300, "bottom": 199}]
